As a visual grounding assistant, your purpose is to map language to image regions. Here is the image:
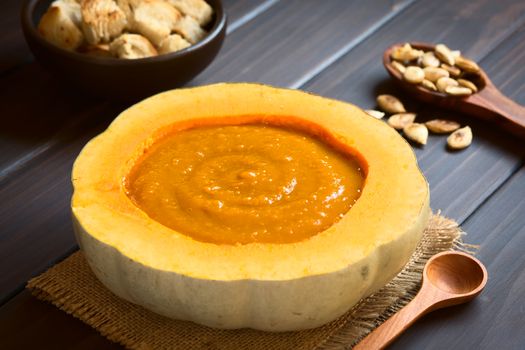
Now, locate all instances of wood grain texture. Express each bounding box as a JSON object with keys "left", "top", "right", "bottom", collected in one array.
[
  {"left": 304, "top": 0, "right": 525, "bottom": 222},
  {"left": 466, "top": 77, "right": 525, "bottom": 137},
  {"left": 0, "top": 290, "right": 121, "bottom": 350},
  {"left": 1, "top": 0, "right": 411, "bottom": 177},
  {"left": 0, "top": 1, "right": 524, "bottom": 349},
  {"left": 193, "top": 0, "right": 414, "bottom": 86},
  {"left": 389, "top": 166, "right": 525, "bottom": 350},
  {"left": 0, "top": 0, "right": 419, "bottom": 304},
  {"left": 222, "top": 0, "right": 278, "bottom": 28},
  {"left": 0, "top": 130, "right": 106, "bottom": 303},
  {"left": 418, "top": 23, "right": 525, "bottom": 221},
  {"left": 224, "top": 0, "right": 280, "bottom": 34}
]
